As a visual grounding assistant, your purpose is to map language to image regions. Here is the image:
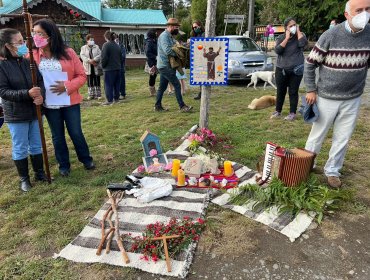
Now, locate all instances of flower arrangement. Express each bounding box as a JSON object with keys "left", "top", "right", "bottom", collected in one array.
[
  {"left": 188, "top": 128, "right": 217, "bottom": 154},
  {"left": 149, "top": 149, "right": 158, "bottom": 157},
  {"left": 124, "top": 217, "right": 206, "bottom": 262}
]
